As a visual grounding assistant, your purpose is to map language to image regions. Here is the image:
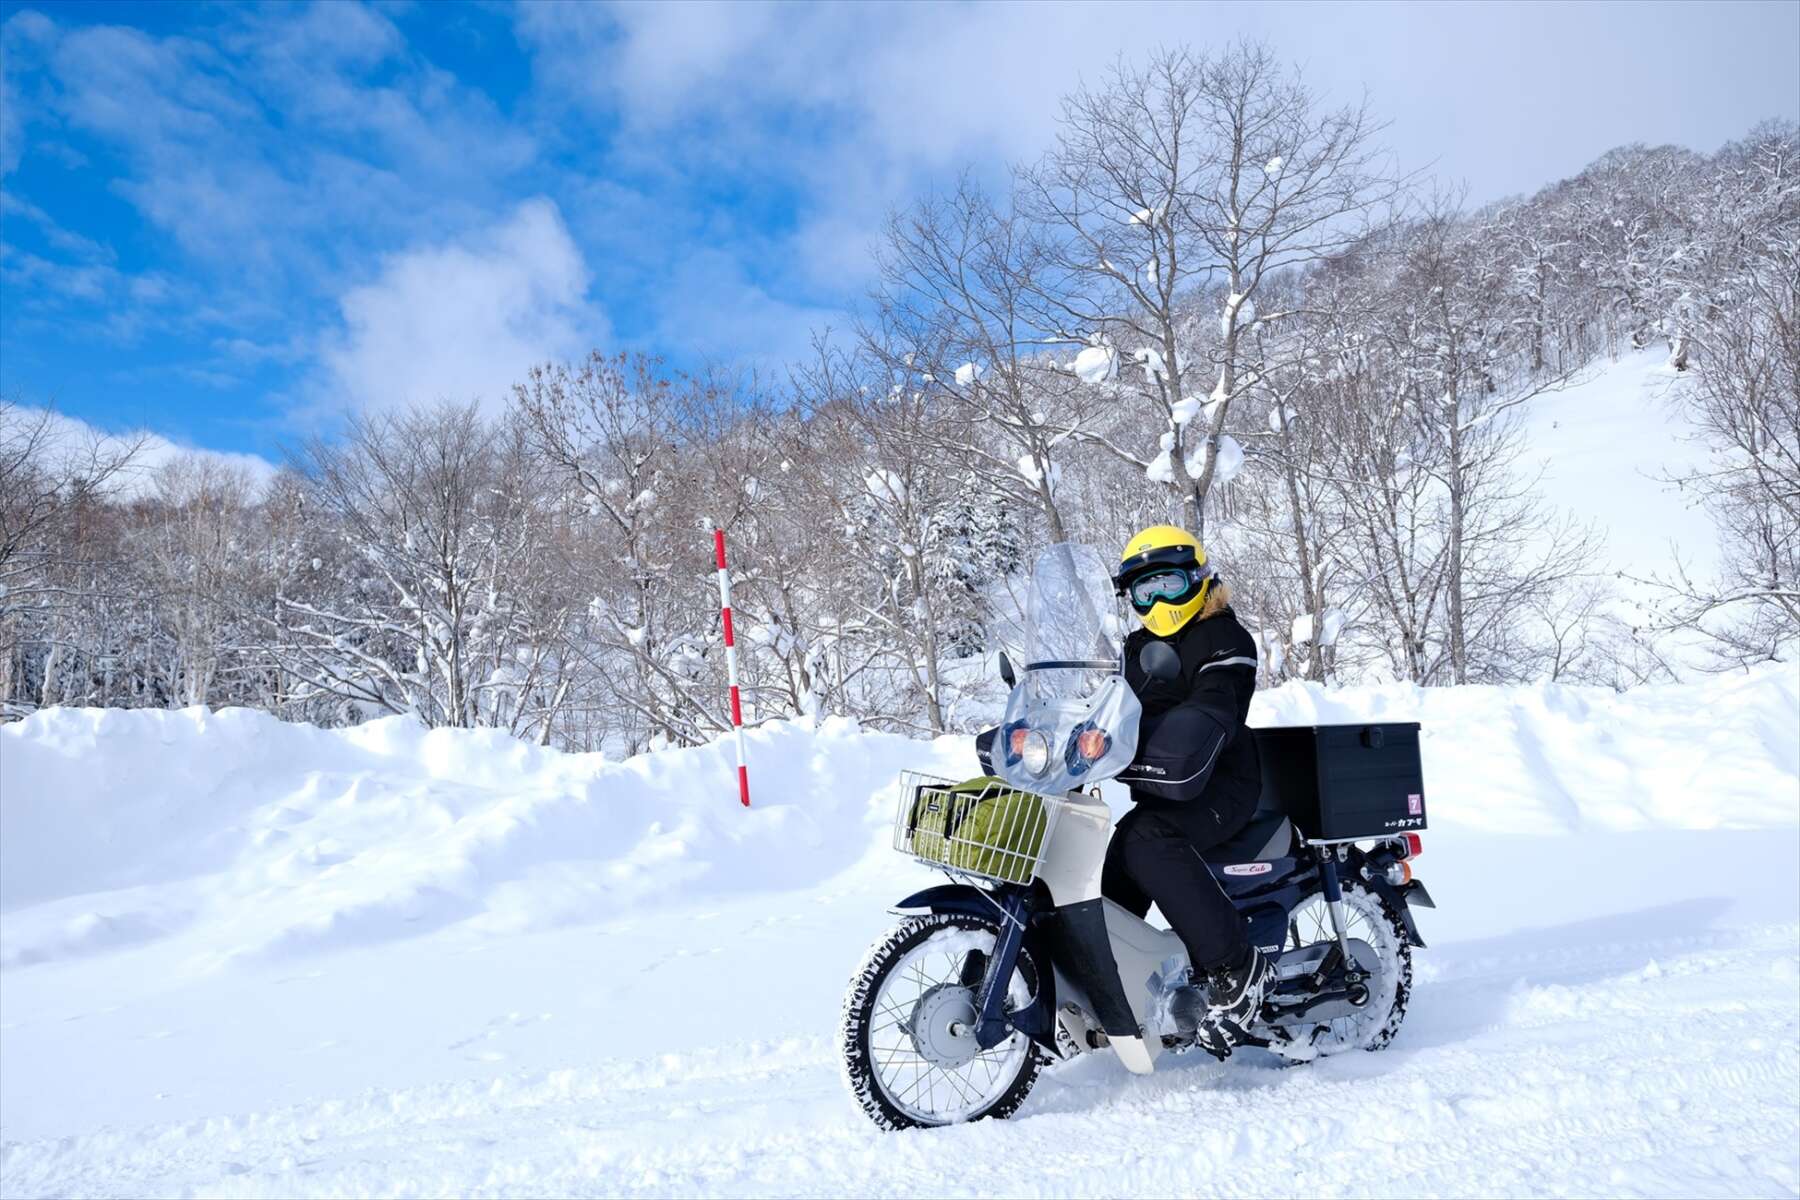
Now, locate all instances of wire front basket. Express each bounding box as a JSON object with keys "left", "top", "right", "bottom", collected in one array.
[{"left": 891, "top": 771, "right": 1066, "bottom": 886}]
